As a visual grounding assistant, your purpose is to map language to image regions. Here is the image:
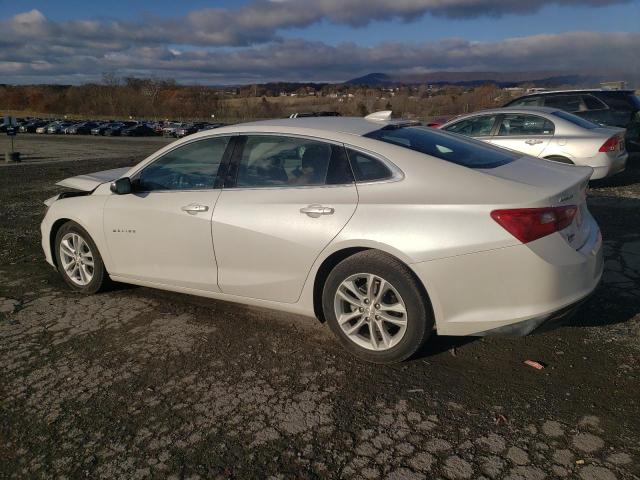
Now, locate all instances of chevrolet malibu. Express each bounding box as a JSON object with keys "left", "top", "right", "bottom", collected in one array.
[{"left": 41, "top": 113, "right": 603, "bottom": 363}]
